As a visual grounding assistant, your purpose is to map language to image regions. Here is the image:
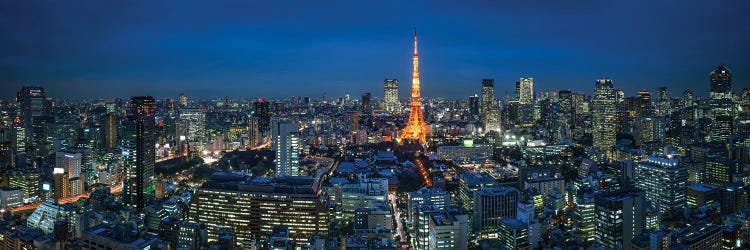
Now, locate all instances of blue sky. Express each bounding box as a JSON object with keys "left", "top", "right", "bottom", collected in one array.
[{"left": 1, "top": 0, "right": 749, "bottom": 100}]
